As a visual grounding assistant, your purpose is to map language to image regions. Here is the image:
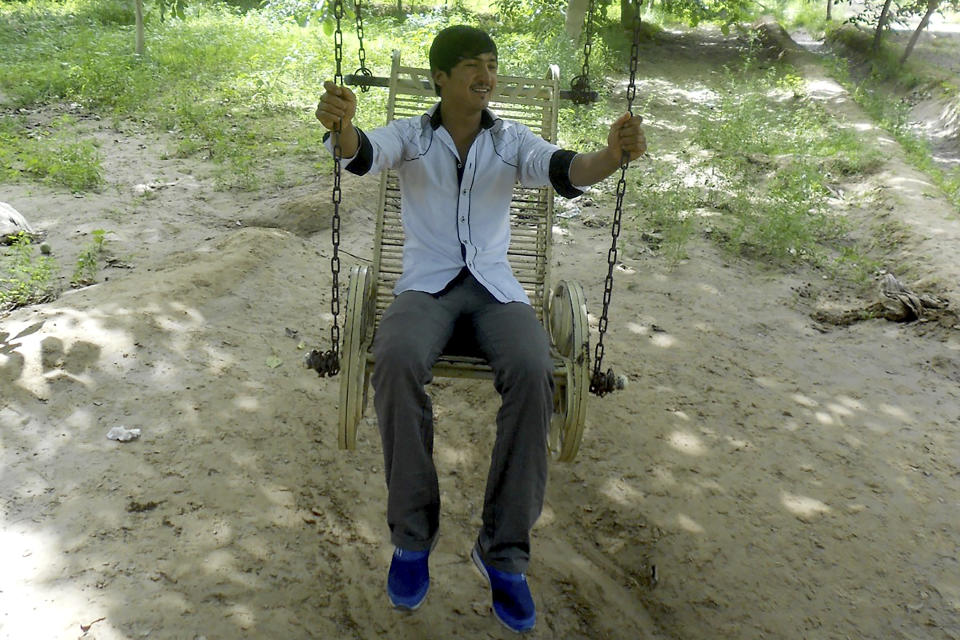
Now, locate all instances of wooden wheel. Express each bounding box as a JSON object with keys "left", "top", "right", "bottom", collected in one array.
[
  {"left": 338, "top": 265, "right": 375, "bottom": 450},
  {"left": 547, "top": 280, "right": 590, "bottom": 462}
]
